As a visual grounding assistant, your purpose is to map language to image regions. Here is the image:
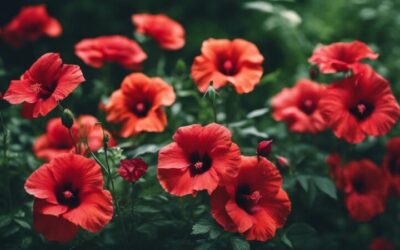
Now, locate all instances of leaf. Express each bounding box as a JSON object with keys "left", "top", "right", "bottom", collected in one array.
[
  {"left": 239, "top": 127, "right": 268, "bottom": 138},
  {"left": 286, "top": 223, "right": 316, "bottom": 244},
  {"left": 131, "top": 144, "right": 162, "bottom": 157},
  {"left": 313, "top": 177, "right": 337, "bottom": 200},
  {"left": 230, "top": 237, "right": 250, "bottom": 250},
  {"left": 244, "top": 1, "right": 275, "bottom": 13},
  {"left": 192, "top": 220, "right": 211, "bottom": 235},
  {"left": 14, "top": 219, "right": 31, "bottom": 230},
  {"left": 297, "top": 175, "right": 309, "bottom": 192},
  {"left": 281, "top": 234, "right": 293, "bottom": 248},
  {"left": 246, "top": 108, "right": 269, "bottom": 119}
]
